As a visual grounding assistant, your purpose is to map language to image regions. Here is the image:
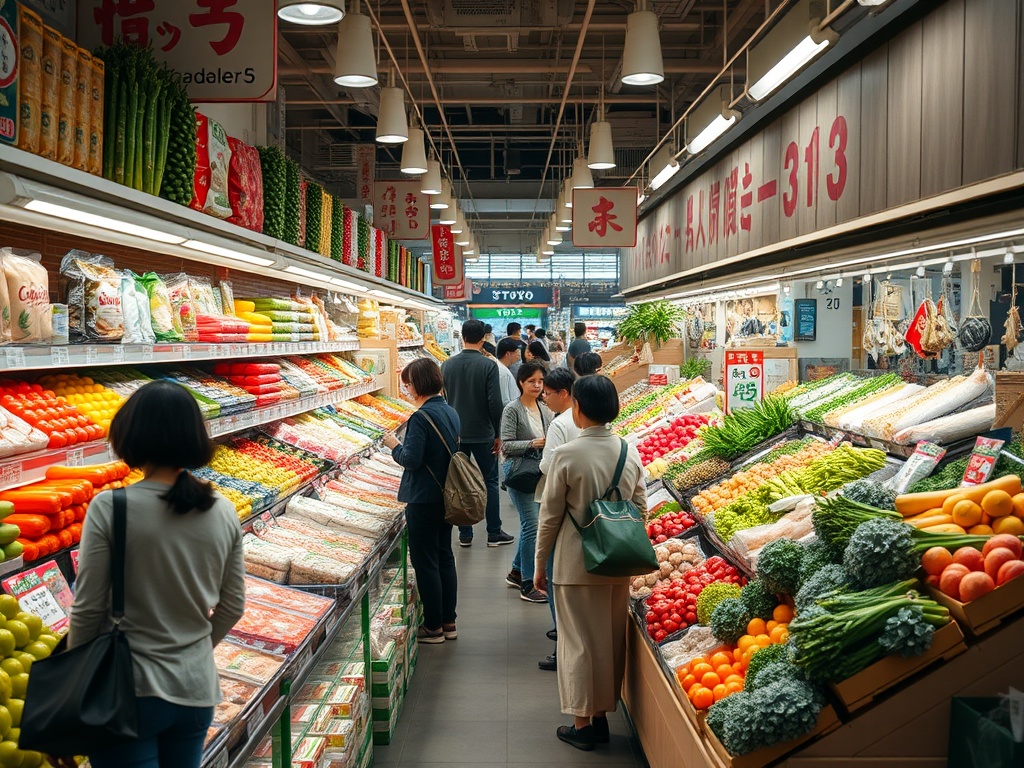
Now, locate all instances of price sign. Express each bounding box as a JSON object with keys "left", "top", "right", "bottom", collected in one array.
[
  {"left": 4, "top": 349, "right": 25, "bottom": 369},
  {"left": 50, "top": 347, "right": 70, "bottom": 366},
  {"left": 66, "top": 448, "right": 84, "bottom": 467},
  {"left": 724, "top": 350, "right": 764, "bottom": 415},
  {"left": 141, "top": 345, "right": 154, "bottom": 361},
  {"left": 85, "top": 346, "right": 99, "bottom": 364},
  {"left": 111, "top": 346, "right": 125, "bottom": 363},
  {"left": 0, "top": 463, "right": 22, "bottom": 488}
]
